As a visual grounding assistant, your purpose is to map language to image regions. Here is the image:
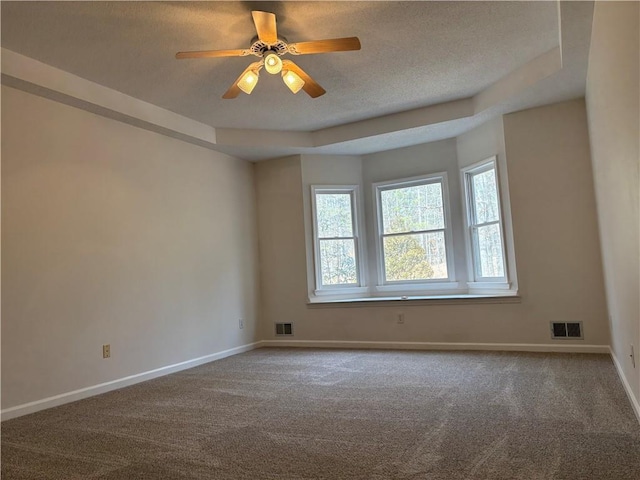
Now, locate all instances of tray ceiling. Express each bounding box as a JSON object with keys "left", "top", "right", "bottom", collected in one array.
[{"left": 1, "top": 1, "right": 593, "bottom": 160}]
